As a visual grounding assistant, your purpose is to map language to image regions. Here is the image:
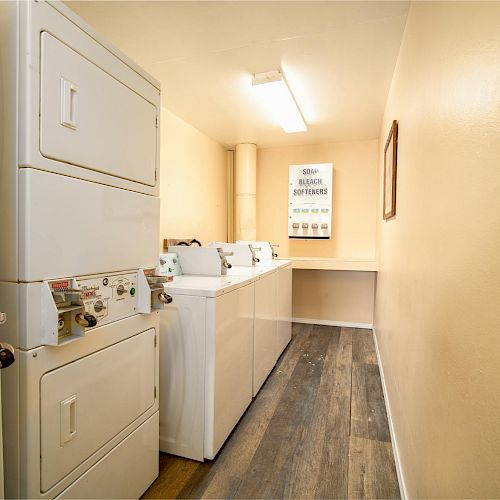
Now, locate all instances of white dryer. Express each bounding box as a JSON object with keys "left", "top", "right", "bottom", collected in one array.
[
  {"left": 0, "top": 0, "right": 161, "bottom": 284},
  {"left": 0, "top": 1, "right": 162, "bottom": 498},
  {"left": 159, "top": 275, "right": 255, "bottom": 461}
]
